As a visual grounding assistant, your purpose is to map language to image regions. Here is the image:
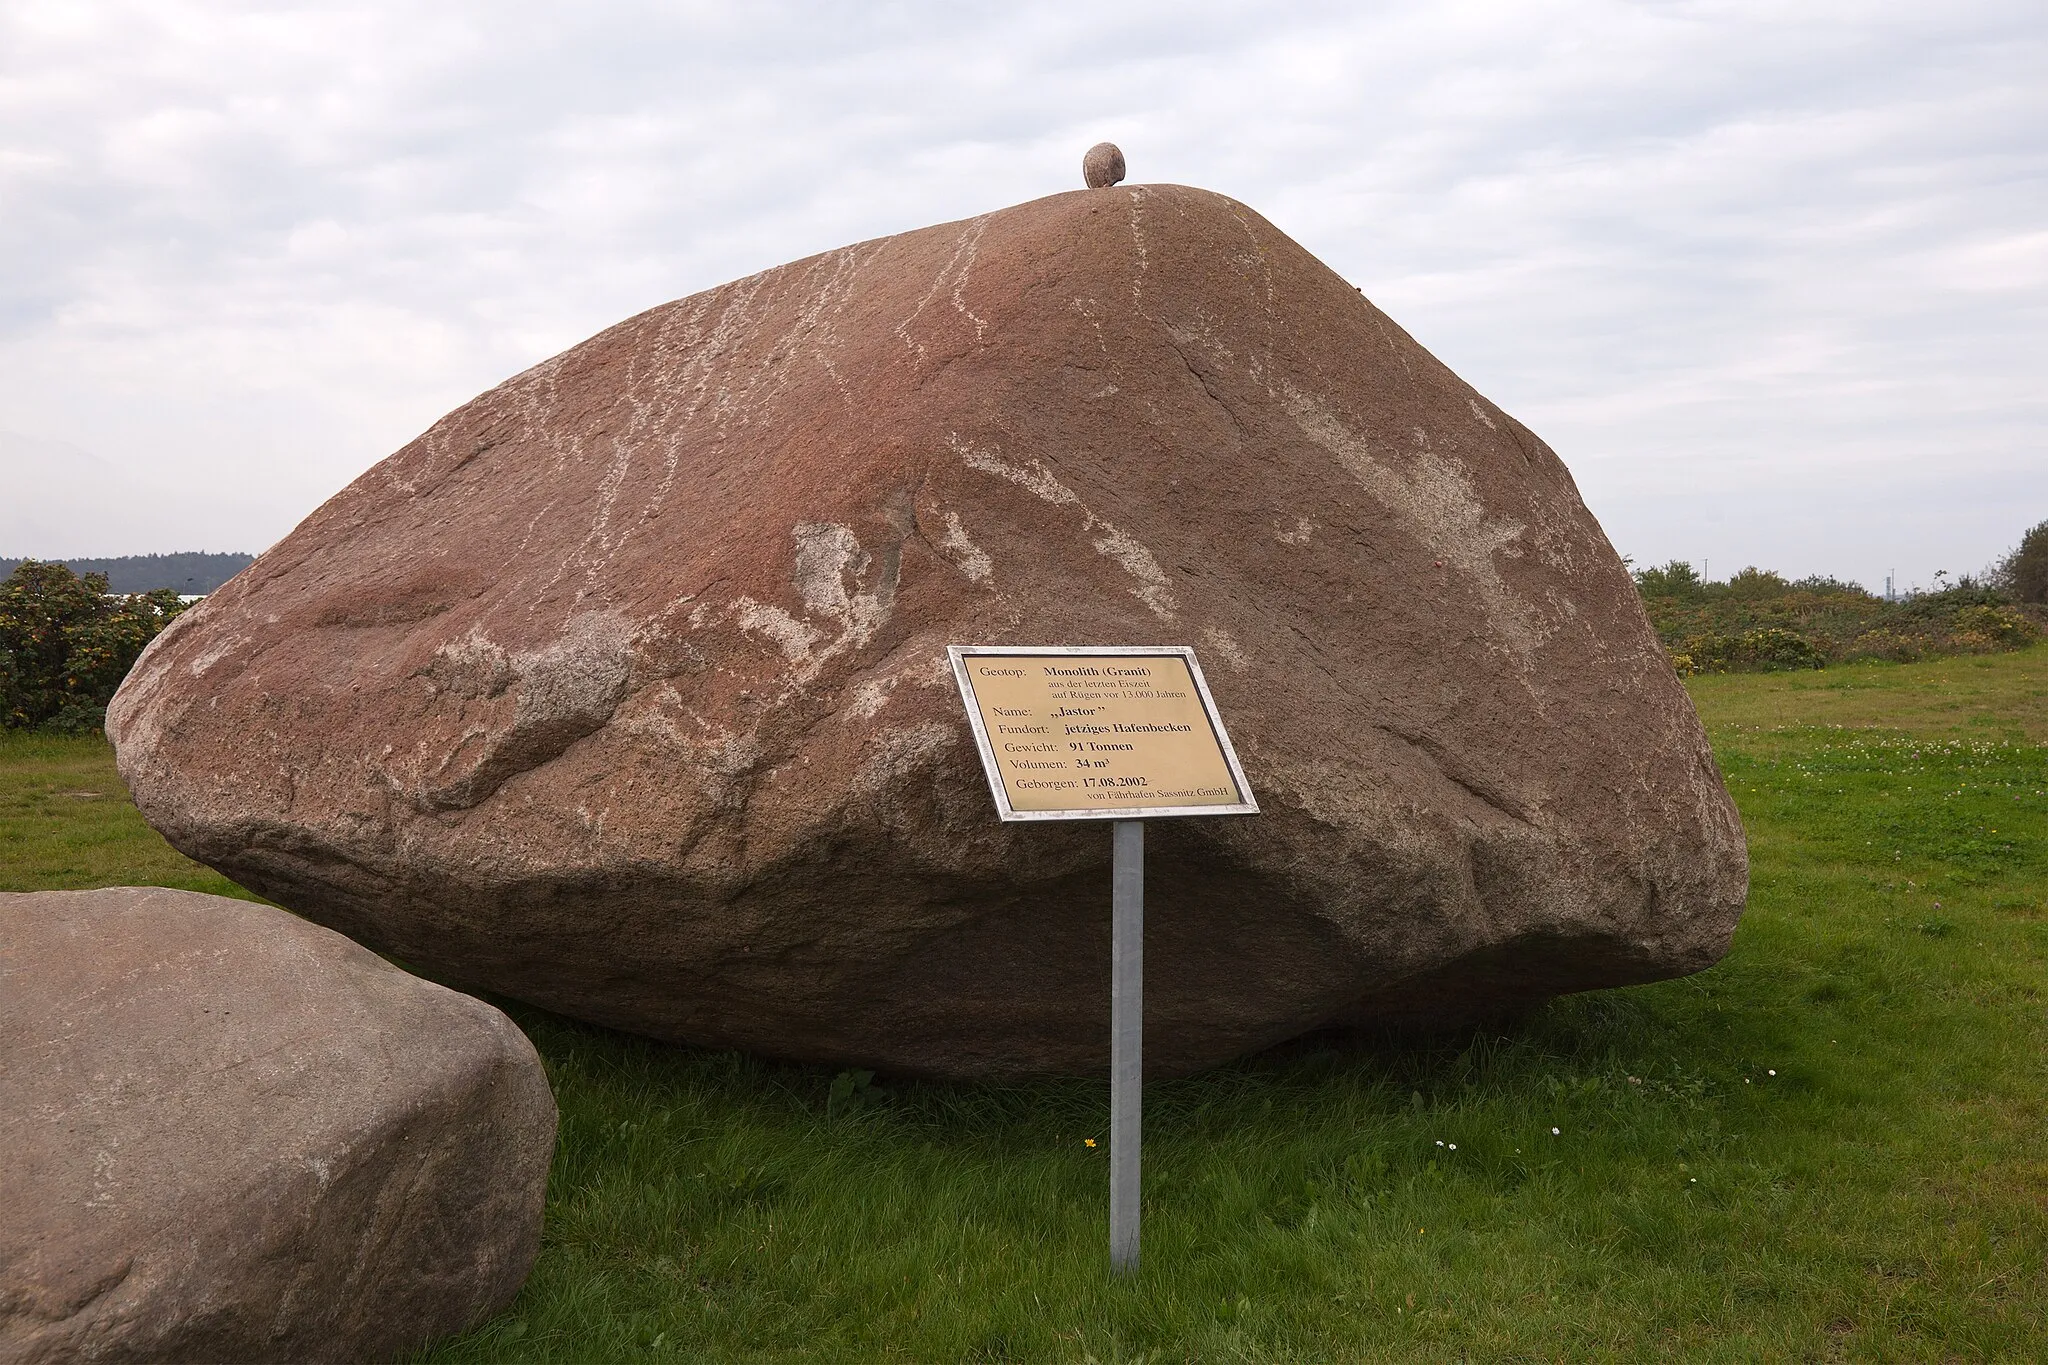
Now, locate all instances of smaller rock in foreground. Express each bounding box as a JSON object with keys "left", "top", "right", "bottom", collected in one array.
[{"left": 0, "top": 887, "right": 557, "bottom": 1365}]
